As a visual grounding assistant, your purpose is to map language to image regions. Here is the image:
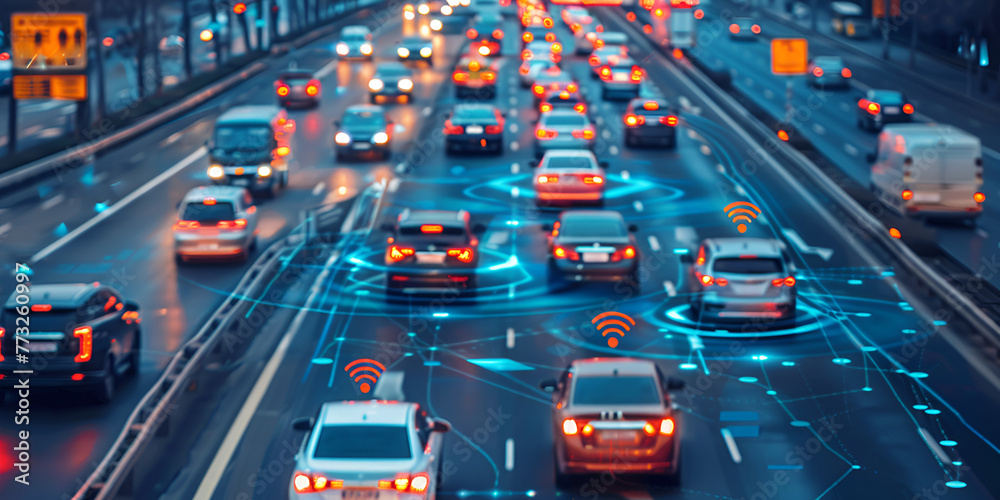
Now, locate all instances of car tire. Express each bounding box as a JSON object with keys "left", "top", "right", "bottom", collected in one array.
[
  {"left": 369, "top": 94, "right": 378, "bottom": 104},
  {"left": 94, "top": 355, "right": 117, "bottom": 404},
  {"left": 279, "top": 170, "right": 288, "bottom": 187},
  {"left": 125, "top": 330, "right": 141, "bottom": 377},
  {"left": 175, "top": 253, "right": 184, "bottom": 264}
]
